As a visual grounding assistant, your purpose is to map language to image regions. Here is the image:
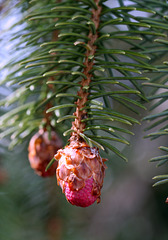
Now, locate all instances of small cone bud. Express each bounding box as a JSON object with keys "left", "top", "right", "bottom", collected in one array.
[
  {"left": 55, "top": 142, "right": 106, "bottom": 207},
  {"left": 28, "top": 129, "right": 62, "bottom": 177},
  {"left": 165, "top": 197, "right": 168, "bottom": 203}
]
